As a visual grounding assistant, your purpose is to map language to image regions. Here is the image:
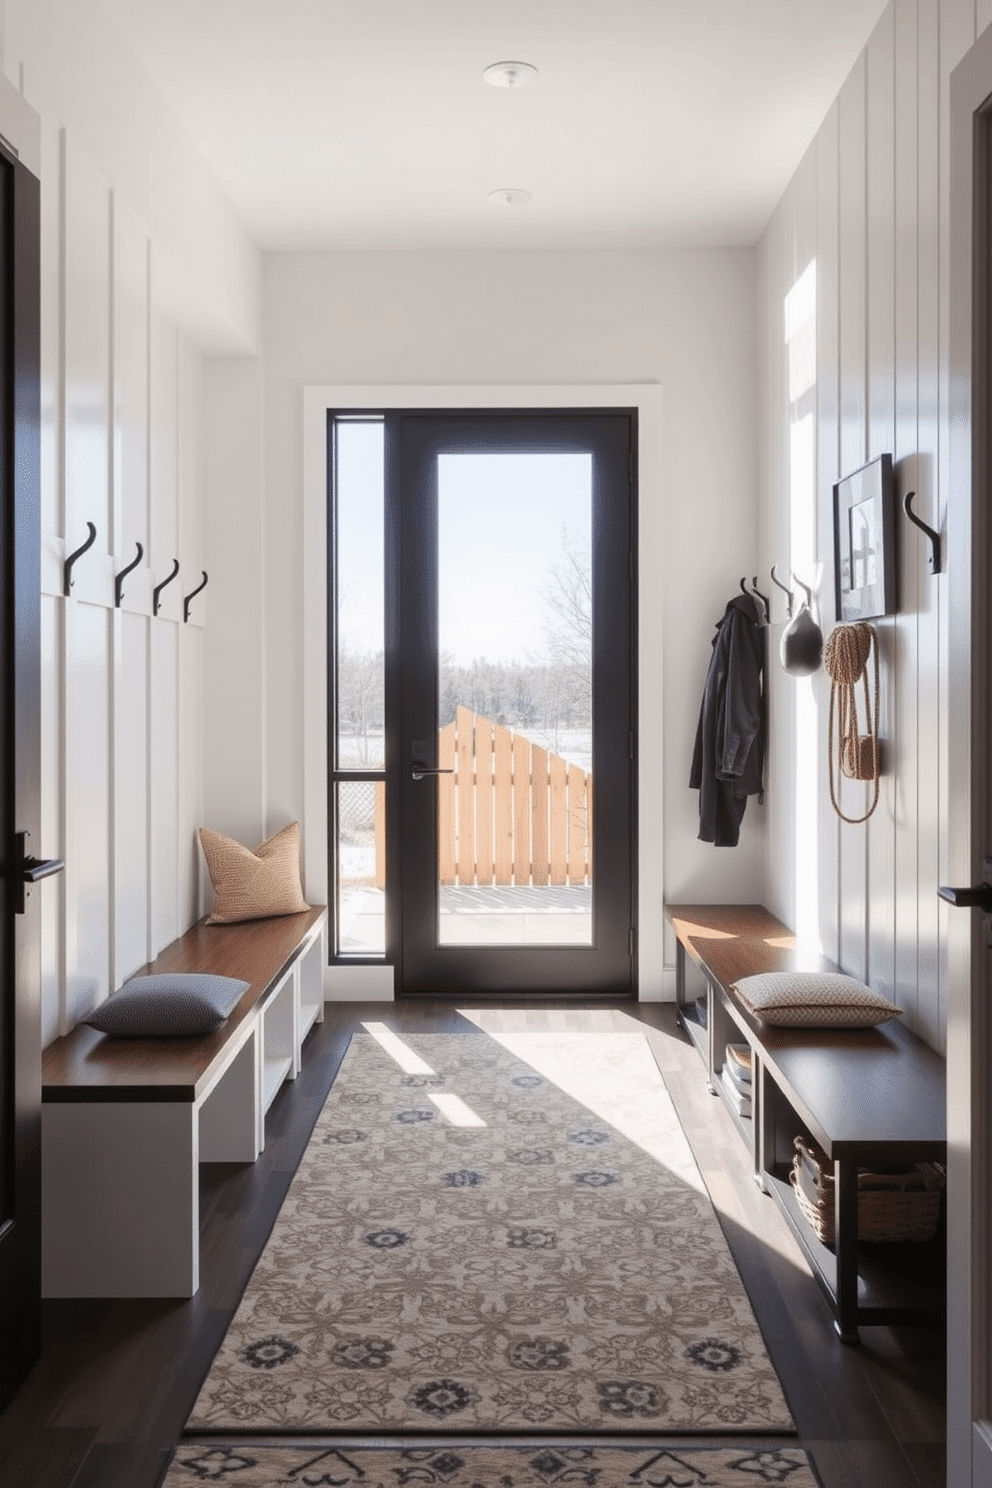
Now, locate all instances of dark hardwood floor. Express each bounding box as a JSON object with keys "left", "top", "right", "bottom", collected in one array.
[{"left": 0, "top": 1001, "right": 945, "bottom": 1488}]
